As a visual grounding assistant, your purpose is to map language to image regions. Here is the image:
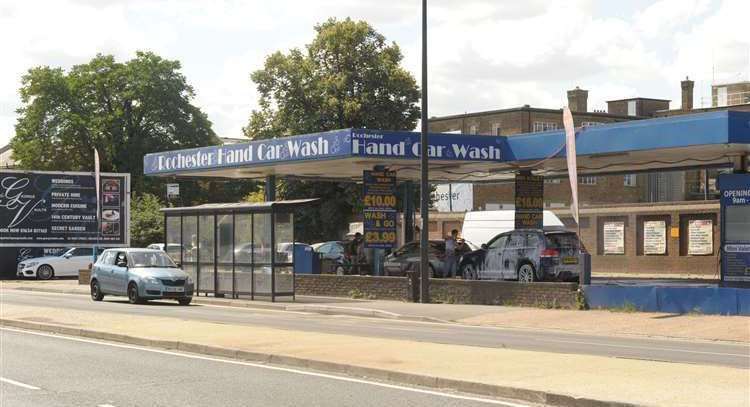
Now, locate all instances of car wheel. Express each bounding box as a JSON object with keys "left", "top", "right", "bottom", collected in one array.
[
  {"left": 37, "top": 265, "right": 54, "bottom": 280},
  {"left": 127, "top": 283, "right": 143, "bottom": 304},
  {"left": 462, "top": 264, "right": 477, "bottom": 280},
  {"left": 90, "top": 280, "right": 104, "bottom": 301},
  {"left": 178, "top": 297, "right": 192, "bottom": 306},
  {"left": 517, "top": 263, "right": 535, "bottom": 283}
]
